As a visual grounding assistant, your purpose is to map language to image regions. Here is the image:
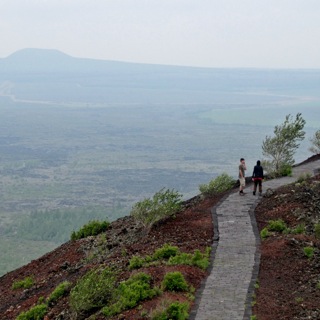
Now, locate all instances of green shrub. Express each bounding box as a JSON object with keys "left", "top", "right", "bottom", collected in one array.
[
  {"left": 260, "top": 227, "right": 270, "bottom": 239},
  {"left": 168, "top": 253, "right": 192, "bottom": 266},
  {"left": 303, "top": 246, "right": 314, "bottom": 259},
  {"left": 292, "top": 223, "right": 305, "bottom": 234},
  {"left": 168, "top": 248, "right": 210, "bottom": 270},
  {"left": 161, "top": 272, "right": 189, "bottom": 292},
  {"left": 191, "top": 249, "right": 210, "bottom": 269},
  {"left": 199, "top": 173, "right": 235, "bottom": 197},
  {"left": 70, "top": 267, "right": 116, "bottom": 315},
  {"left": 153, "top": 244, "right": 180, "bottom": 260},
  {"left": 314, "top": 223, "right": 320, "bottom": 239},
  {"left": 12, "top": 276, "right": 34, "bottom": 290},
  {"left": 261, "top": 160, "right": 277, "bottom": 178},
  {"left": 267, "top": 219, "right": 287, "bottom": 232},
  {"left": 130, "top": 188, "right": 183, "bottom": 229},
  {"left": 296, "top": 173, "right": 311, "bottom": 183},
  {"left": 279, "top": 164, "right": 292, "bottom": 177},
  {"left": 129, "top": 245, "right": 210, "bottom": 271},
  {"left": 16, "top": 304, "right": 47, "bottom": 320},
  {"left": 47, "top": 281, "right": 71, "bottom": 305},
  {"left": 262, "top": 162, "right": 293, "bottom": 178},
  {"left": 129, "top": 255, "right": 145, "bottom": 270},
  {"left": 102, "top": 272, "right": 159, "bottom": 316},
  {"left": 151, "top": 301, "right": 189, "bottom": 320},
  {"left": 71, "top": 219, "right": 109, "bottom": 240}
]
